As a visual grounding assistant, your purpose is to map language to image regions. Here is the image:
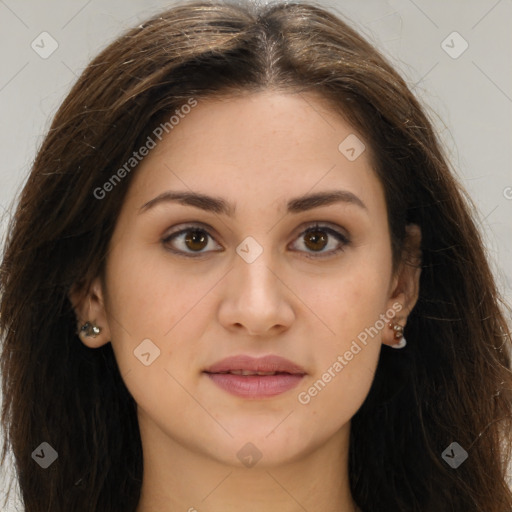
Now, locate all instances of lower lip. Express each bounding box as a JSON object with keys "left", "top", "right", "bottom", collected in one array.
[{"left": 204, "top": 372, "right": 305, "bottom": 398}]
